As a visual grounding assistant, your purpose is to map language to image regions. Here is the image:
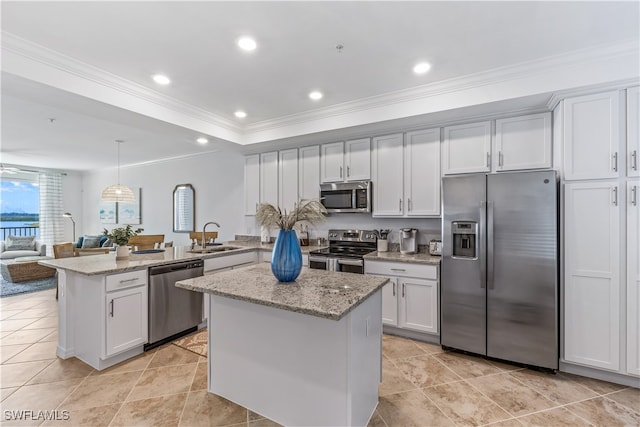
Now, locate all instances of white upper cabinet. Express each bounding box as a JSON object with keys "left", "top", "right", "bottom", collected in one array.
[
  {"left": 260, "top": 152, "right": 278, "bottom": 207},
  {"left": 372, "top": 130, "right": 441, "bottom": 218},
  {"left": 345, "top": 138, "right": 371, "bottom": 181},
  {"left": 563, "top": 90, "right": 622, "bottom": 180},
  {"left": 278, "top": 149, "right": 298, "bottom": 211},
  {"left": 320, "top": 142, "right": 345, "bottom": 183},
  {"left": 405, "top": 128, "right": 441, "bottom": 216},
  {"left": 299, "top": 145, "right": 320, "bottom": 201},
  {"left": 494, "top": 112, "right": 552, "bottom": 171},
  {"left": 244, "top": 154, "right": 260, "bottom": 215},
  {"left": 442, "top": 121, "right": 492, "bottom": 175},
  {"left": 321, "top": 139, "right": 370, "bottom": 183},
  {"left": 628, "top": 87, "right": 640, "bottom": 177},
  {"left": 372, "top": 134, "right": 404, "bottom": 216}
]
